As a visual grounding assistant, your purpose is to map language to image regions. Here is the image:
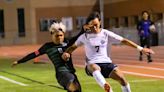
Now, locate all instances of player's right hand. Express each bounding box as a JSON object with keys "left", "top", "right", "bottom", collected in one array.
[
  {"left": 12, "top": 61, "right": 18, "bottom": 67},
  {"left": 62, "top": 52, "right": 70, "bottom": 61},
  {"left": 141, "top": 30, "right": 144, "bottom": 34}
]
